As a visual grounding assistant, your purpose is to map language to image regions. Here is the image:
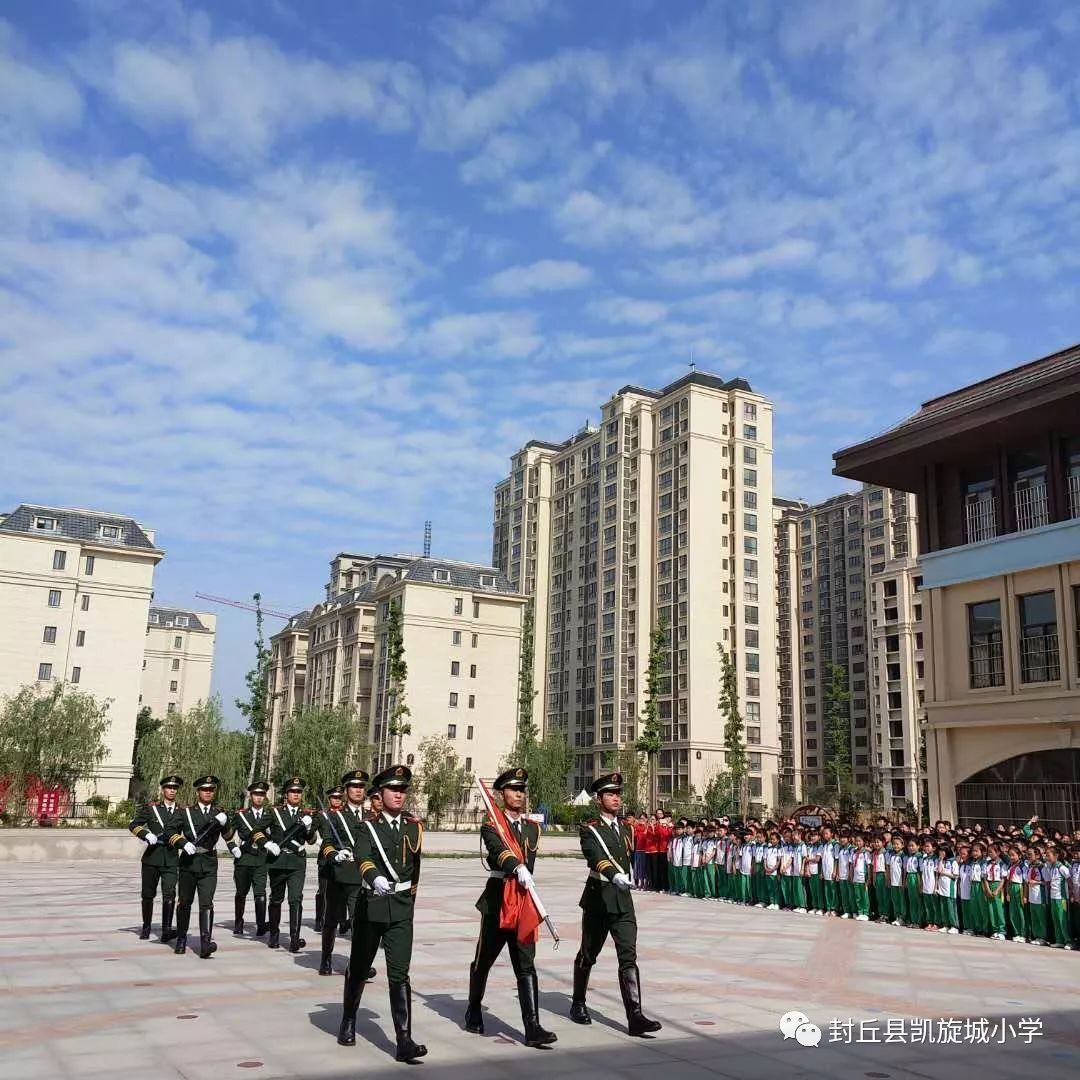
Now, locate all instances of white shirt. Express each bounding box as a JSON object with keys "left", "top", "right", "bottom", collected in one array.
[
  {"left": 382, "top": 811, "right": 404, "bottom": 832},
  {"left": 851, "top": 849, "right": 869, "bottom": 884}
]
